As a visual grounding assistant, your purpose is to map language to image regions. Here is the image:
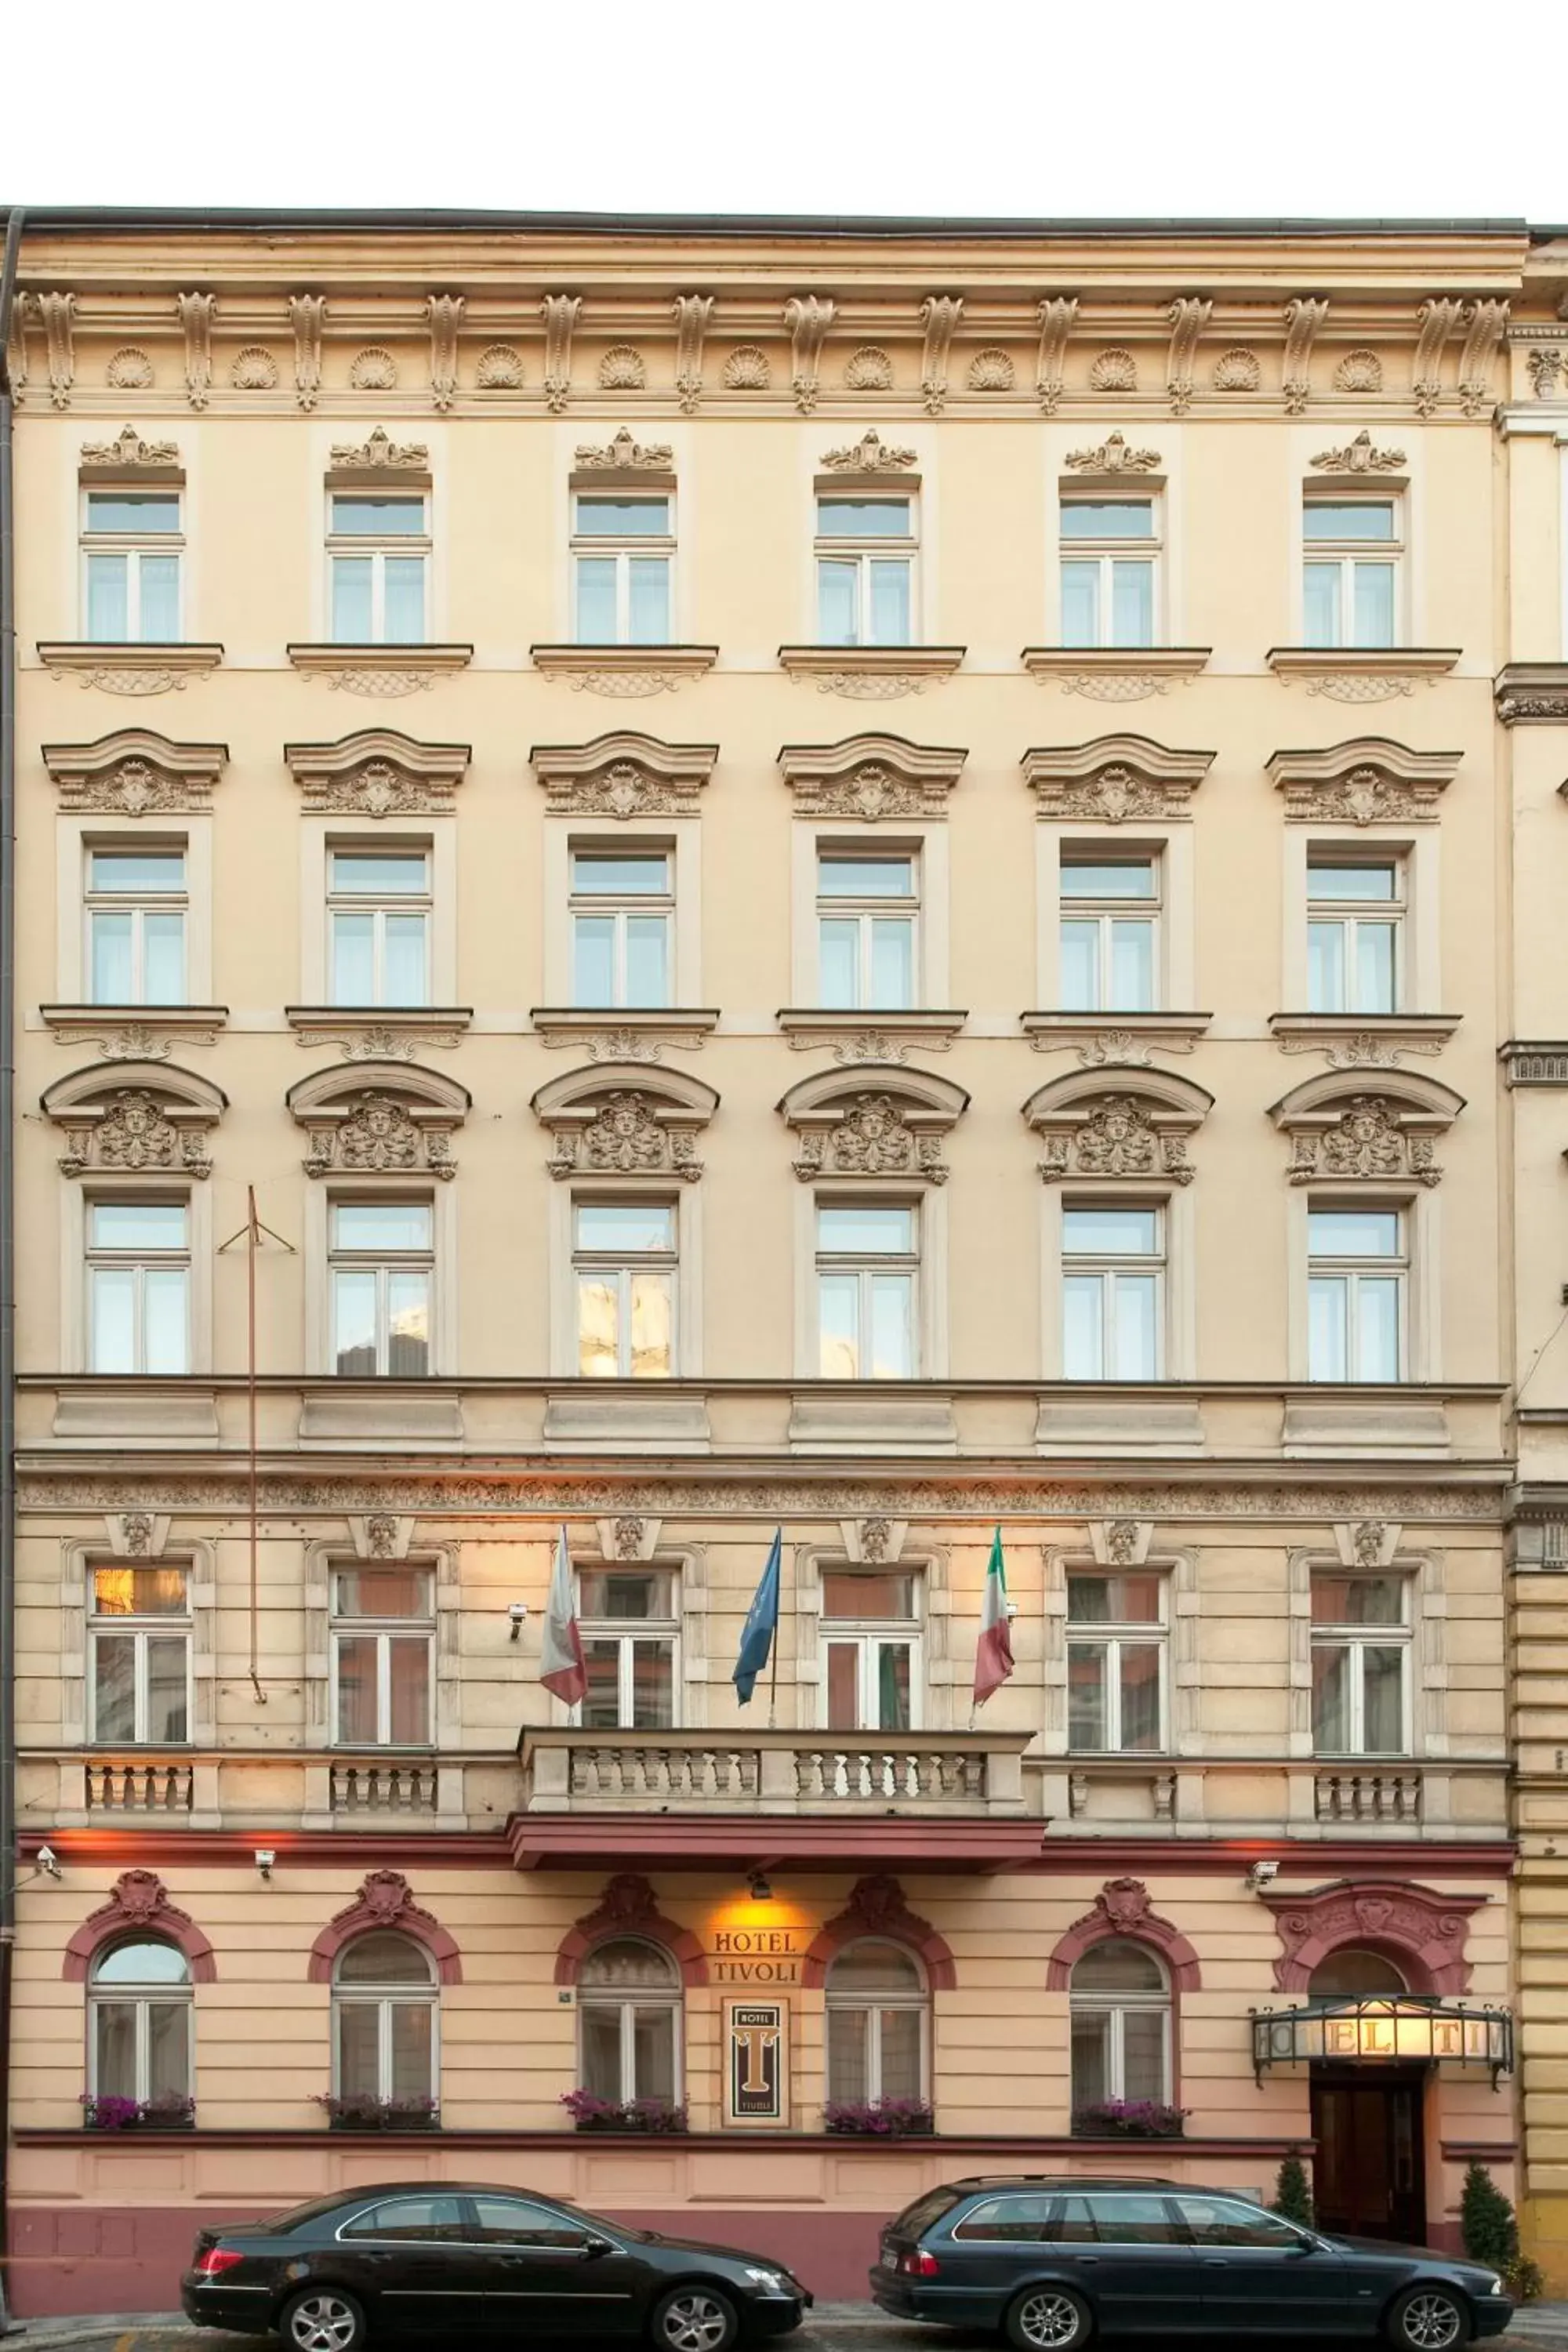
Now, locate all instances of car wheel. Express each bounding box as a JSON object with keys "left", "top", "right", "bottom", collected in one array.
[
  {"left": 1384, "top": 2285, "right": 1472, "bottom": 2352},
  {"left": 279, "top": 2286, "right": 370, "bottom": 2352},
  {"left": 1004, "top": 2284, "right": 1094, "bottom": 2352},
  {"left": 651, "top": 2284, "right": 741, "bottom": 2352}
]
